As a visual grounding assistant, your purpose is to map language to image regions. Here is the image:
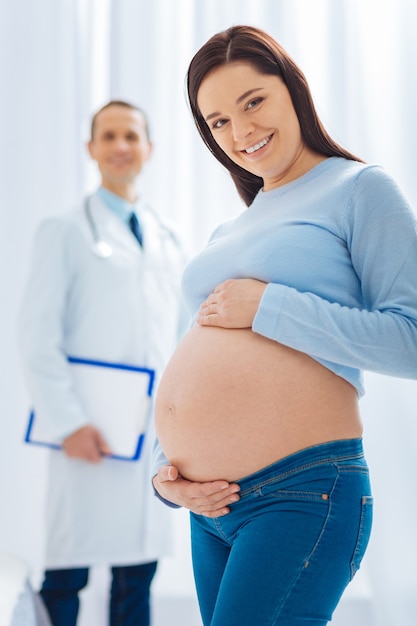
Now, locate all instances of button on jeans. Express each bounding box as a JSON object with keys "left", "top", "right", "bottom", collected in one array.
[{"left": 191, "top": 438, "right": 372, "bottom": 626}]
